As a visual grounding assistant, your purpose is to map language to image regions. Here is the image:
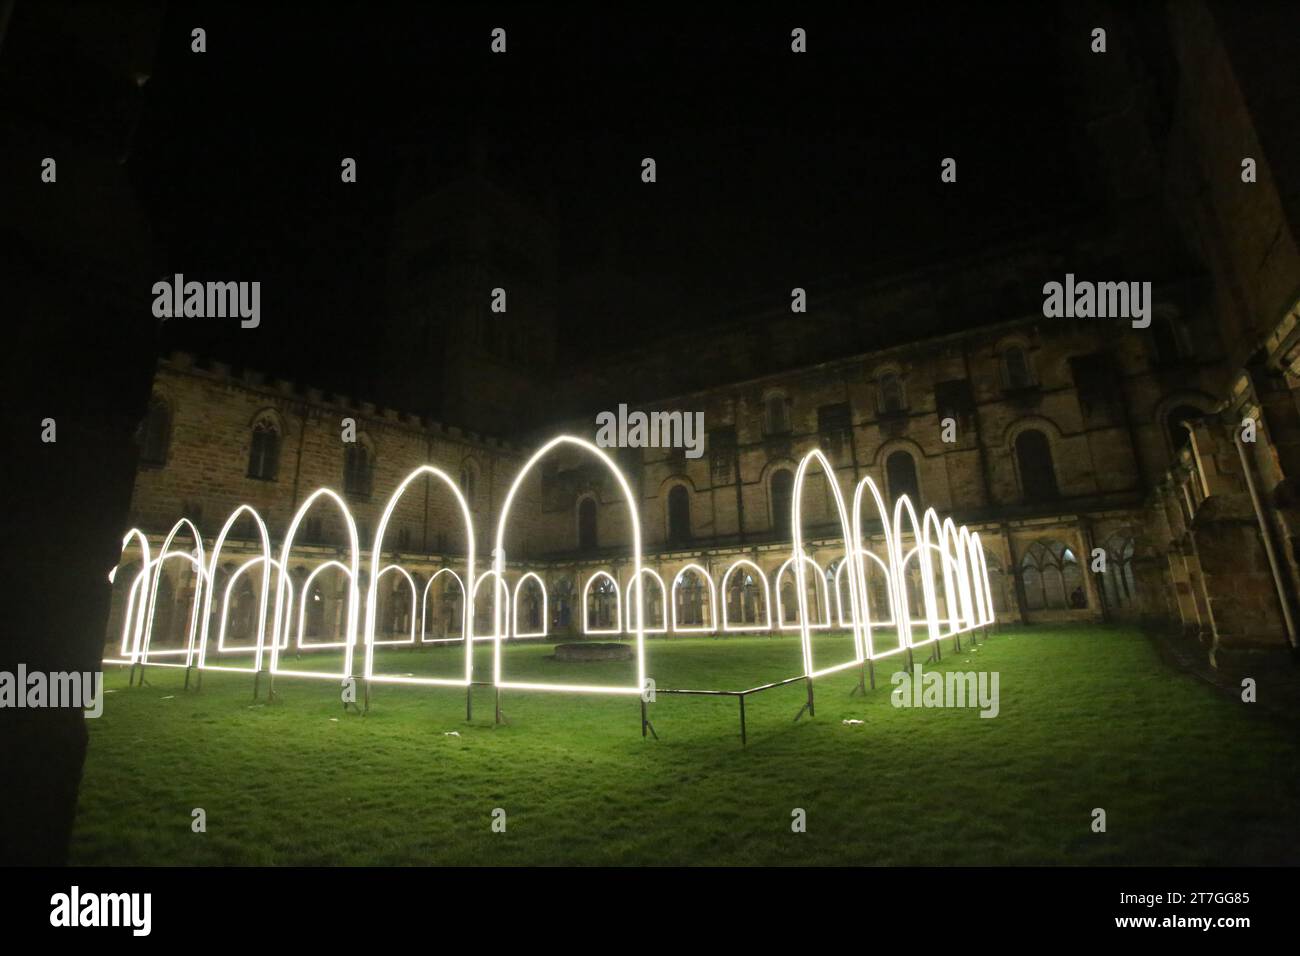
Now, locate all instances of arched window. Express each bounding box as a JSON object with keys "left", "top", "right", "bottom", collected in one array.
[
  {"left": 770, "top": 469, "right": 794, "bottom": 538},
  {"left": 550, "top": 577, "right": 573, "bottom": 630},
  {"left": 1100, "top": 534, "right": 1139, "bottom": 609},
  {"left": 1020, "top": 539, "right": 1084, "bottom": 610},
  {"left": 765, "top": 393, "right": 790, "bottom": 435},
  {"left": 885, "top": 449, "right": 920, "bottom": 506},
  {"left": 140, "top": 396, "right": 171, "bottom": 466},
  {"left": 1015, "top": 429, "right": 1058, "bottom": 502},
  {"left": 343, "top": 440, "right": 373, "bottom": 498},
  {"left": 247, "top": 414, "right": 280, "bottom": 481},
  {"left": 1003, "top": 346, "right": 1033, "bottom": 389},
  {"left": 667, "top": 485, "right": 691, "bottom": 546},
  {"left": 878, "top": 371, "right": 905, "bottom": 414},
  {"left": 1152, "top": 318, "right": 1189, "bottom": 365},
  {"left": 577, "top": 497, "right": 598, "bottom": 551}
]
